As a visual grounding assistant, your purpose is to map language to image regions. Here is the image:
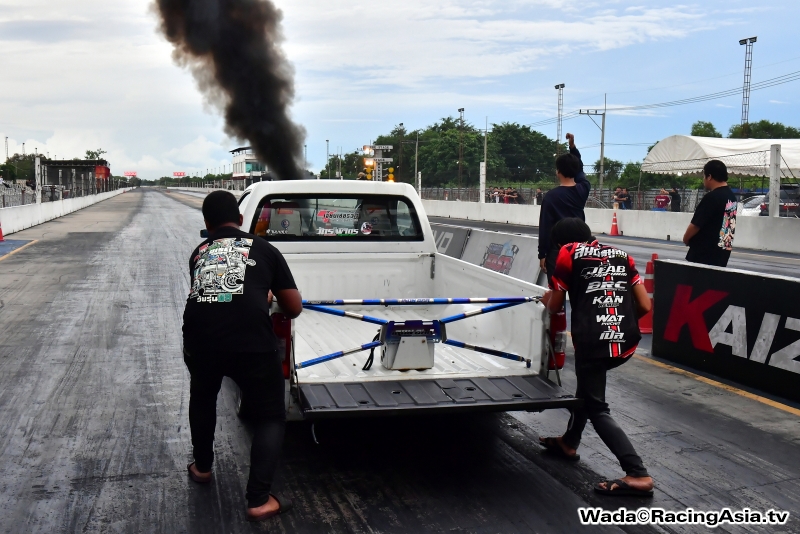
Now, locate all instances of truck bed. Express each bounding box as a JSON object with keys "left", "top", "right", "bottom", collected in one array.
[
  {"left": 293, "top": 306, "right": 578, "bottom": 419},
  {"left": 294, "top": 305, "right": 536, "bottom": 383}
]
